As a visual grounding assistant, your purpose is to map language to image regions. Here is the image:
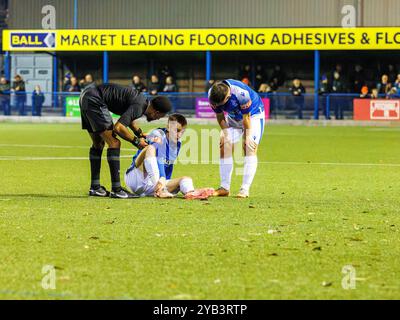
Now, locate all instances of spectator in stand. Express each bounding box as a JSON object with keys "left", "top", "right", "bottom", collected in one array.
[
  {"left": 331, "top": 71, "right": 346, "bottom": 120},
  {"left": 12, "top": 74, "right": 26, "bottom": 116},
  {"left": 332, "top": 63, "right": 346, "bottom": 86},
  {"left": 0, "top": 76, "right": 10, "bottom": 115},
  {"left": 331, "top": 71, "right": 346, "bottom": 93},
  {"left": 394, "top": 74, "right": 400, "bottom": 90},
  {"left": 258, "top": 83, "right": 272, "bottom": 93},
  {"left": 289, "top": 78, "right": 306, "bottom": 119},
  {"left": 259, "top": 82, "right": 274, "bottom": 117},
  {"left": 271, "top": 65, "right": 285, "bottom": 87},
  {"left": 360, "top": 86, "right": 369, "bottom": 99},
  {"left": 148, "top": 74, "right": 161, "bottom": 95},
  {"left": 241, "top": 77, "right": 252, "bottom": 89},
  {"left": 254, "top": 65, "right": 265, "bottom": 90},
  {"left": 319, "top": 74, "right": 331, "bottom": 119},
  {"left": 32, "top": 85, "right": 45, "bottom": 116},
  {"left": 131, "top": 75, "right": 147, "bottom": 92},
  {"left": 370, "top": 88, "right": 379, "bottom": 99},
  {"left": 319, "top": 74, "right": 330, "bottom": 94},
  {"left": 269, "top": 77, "right": 279, "bottom": 92},
  {"left": 387, "top": 64, "right": 397, "bottom": 83},
  {"left": 333, "top": 63, "right": 343, "bottom": 75},
  {"left": 63, "top": 73, "right": 72, "bottom": 91},
  {"left": 205, "top": 79, "right": 215, "bottom": 92},
  {"left": 163, "top": 76, "right": 178, "bottom": 92},
  {"left": 80, "top": 74, "right": 95, "bottom": 91},
  {"left": 376, "top": 74, "right": 392, "bottom": 95},
  {"left": 159, "top": 65, "right": 175, "bottom": 86},
  {"left": 65, "top": 76, "right": 80, "bottom": 92},
  {"left": 240, "top": 64, "right": 251, "bottom": 80},
  {"left": 387, "top": 87, "right": 398, "bottom": 99},
  {"left": 350, "top": 64, "right": 365, "bottom": 93}
]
